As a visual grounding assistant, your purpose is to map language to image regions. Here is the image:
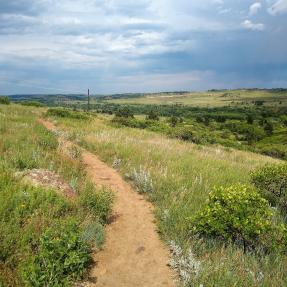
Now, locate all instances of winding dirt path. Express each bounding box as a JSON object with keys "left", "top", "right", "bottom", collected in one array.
[{"left": 38, "top": 119, "right": 176, "bottom": 287}]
